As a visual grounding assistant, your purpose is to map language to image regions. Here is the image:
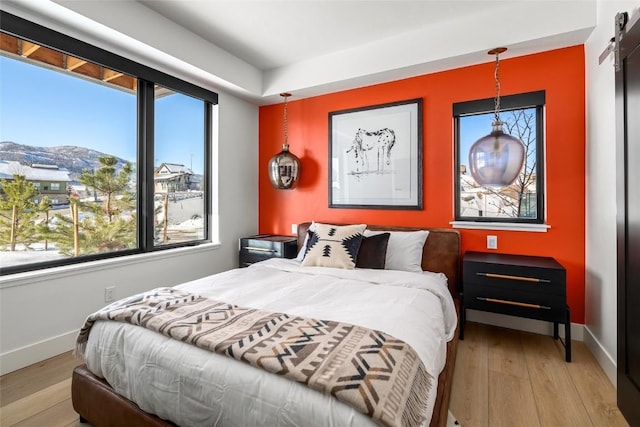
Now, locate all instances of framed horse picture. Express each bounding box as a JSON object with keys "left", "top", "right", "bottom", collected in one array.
[{"left": 329, "top": 98, "right": 423, "bottom": 209}]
